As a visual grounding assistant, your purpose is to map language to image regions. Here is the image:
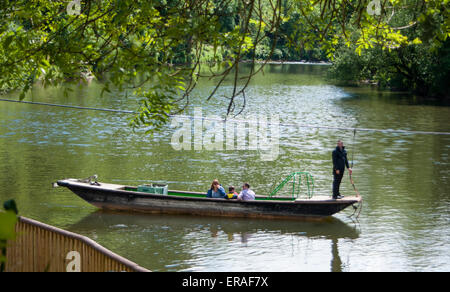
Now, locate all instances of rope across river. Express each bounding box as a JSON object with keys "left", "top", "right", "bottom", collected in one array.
[{"left": 1, "top": 98, "right": 450, "bottom": 136}]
